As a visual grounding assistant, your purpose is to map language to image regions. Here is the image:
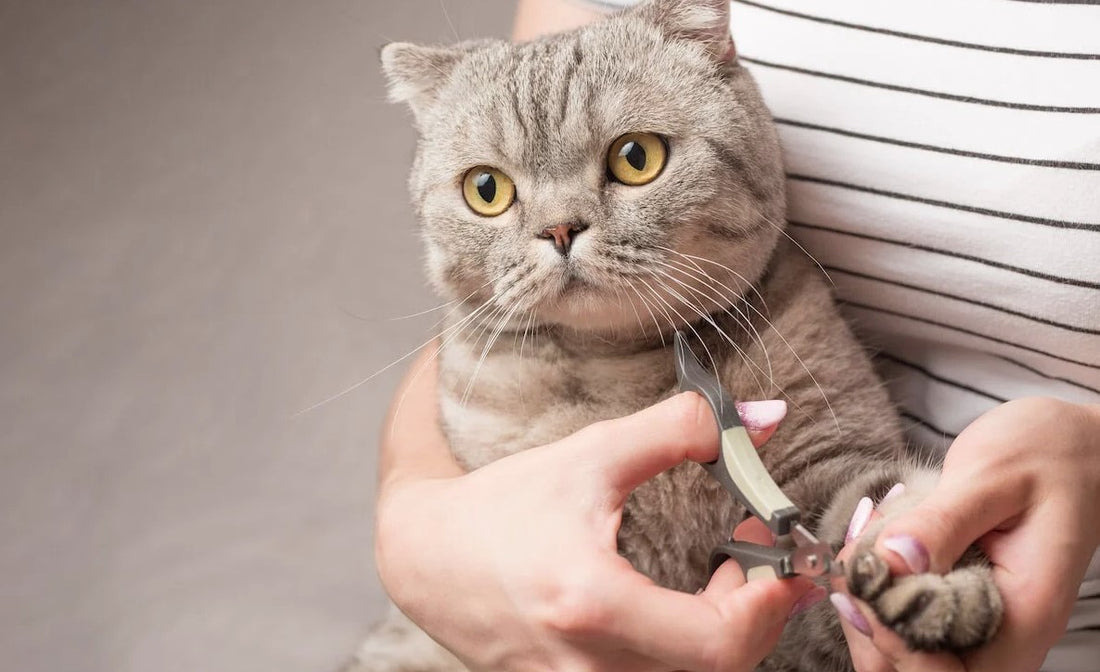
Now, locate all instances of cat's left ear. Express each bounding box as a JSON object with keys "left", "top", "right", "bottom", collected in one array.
[
  {"left": 380, "top": 42, "right": 464, "bottom": 121},
  {"left": 642, "top": 0, "right": 735, "bottom": 63}
]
